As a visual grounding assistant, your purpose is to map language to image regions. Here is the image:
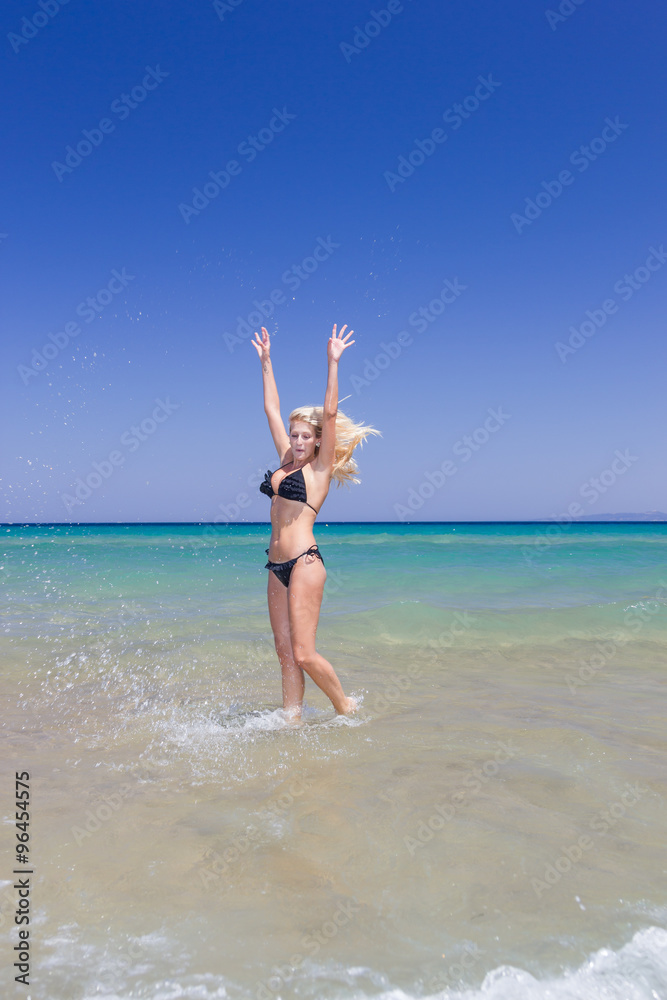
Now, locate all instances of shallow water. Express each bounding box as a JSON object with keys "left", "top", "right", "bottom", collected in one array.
[{"left": 1, "top": 522, "right": 666, "bottom": 999}]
